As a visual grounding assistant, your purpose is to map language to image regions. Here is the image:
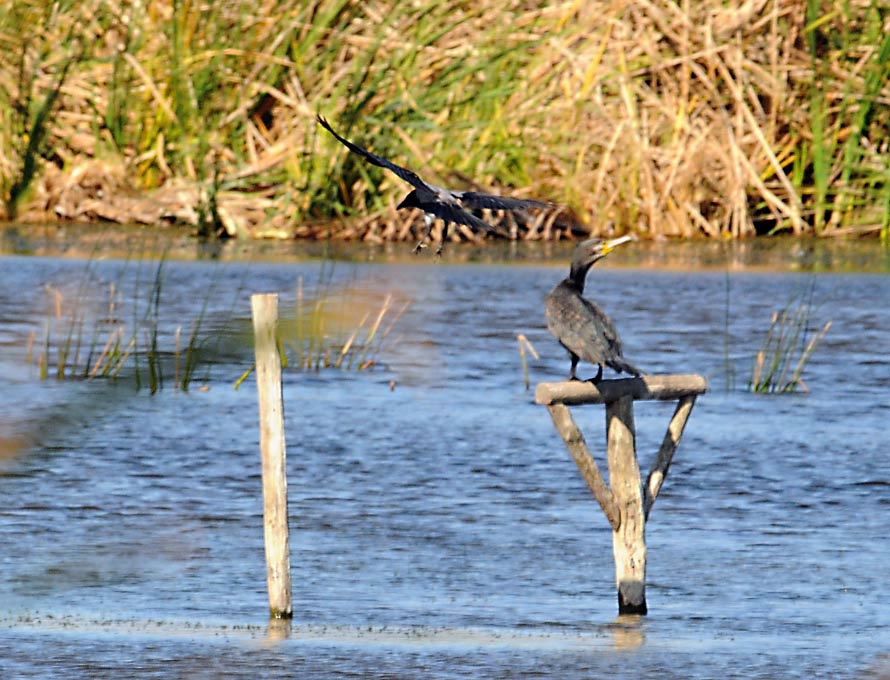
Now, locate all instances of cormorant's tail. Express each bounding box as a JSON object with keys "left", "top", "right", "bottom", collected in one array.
[{"left": 609, "top": 356, "right": 642, "bottom": 377}]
